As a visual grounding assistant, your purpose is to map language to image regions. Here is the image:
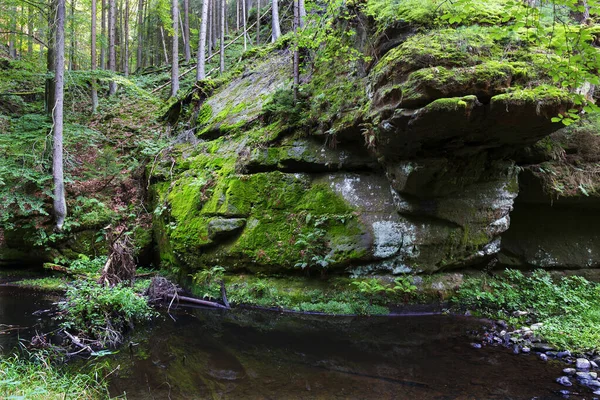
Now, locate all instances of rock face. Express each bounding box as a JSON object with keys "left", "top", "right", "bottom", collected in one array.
[{"left": 150, "top": 16, "right": 582, "bottom": 279}]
